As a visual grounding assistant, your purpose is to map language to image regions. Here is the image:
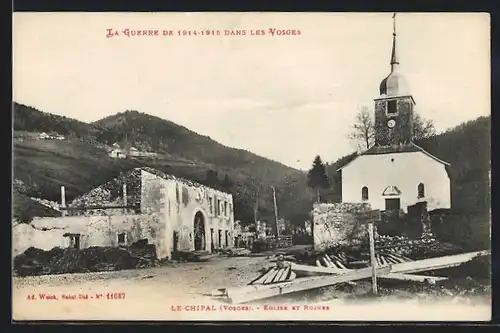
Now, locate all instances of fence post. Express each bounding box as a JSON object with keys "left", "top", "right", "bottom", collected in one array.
[{"left": 368, "top": 221, "right": 378, "bottom": 295}]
